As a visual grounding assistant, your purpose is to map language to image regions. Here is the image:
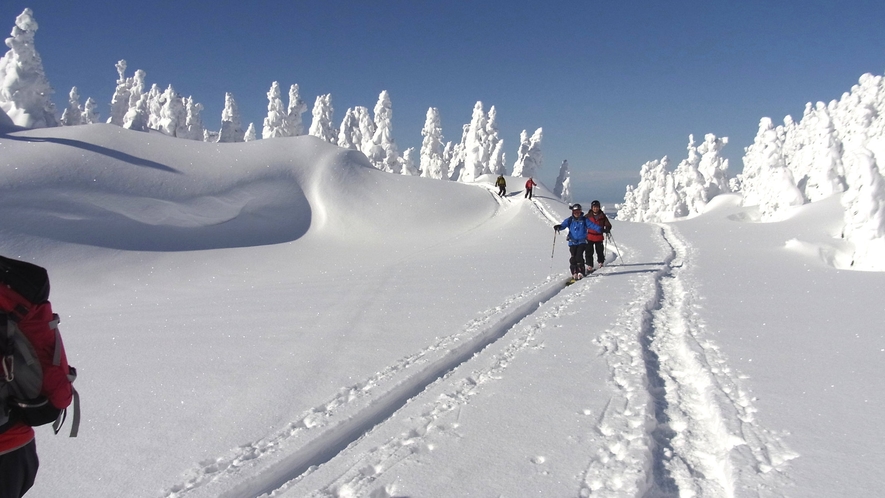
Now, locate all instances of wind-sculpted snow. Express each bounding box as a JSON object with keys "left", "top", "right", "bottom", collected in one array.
[{"left": 0, "top": 125, "right": 494, "bottom": 251}]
